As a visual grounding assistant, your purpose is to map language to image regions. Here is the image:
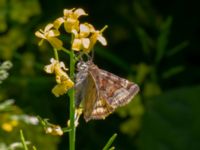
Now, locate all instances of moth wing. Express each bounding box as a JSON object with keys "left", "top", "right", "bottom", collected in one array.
[
  {"left": 75, "top": 70, "right": 88, "bottom": 107},
  {"left": 91, "top": 68, "right": 139, "bottom": 108},
  {"left": 82, "top": 72, "right": 99, "bottom": 122},
  {"left": 87, "top": 97, "right": 114, "bottom": 121},
  {"left": 83, "top": 72, "right": 114, "bottom": 122}
]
